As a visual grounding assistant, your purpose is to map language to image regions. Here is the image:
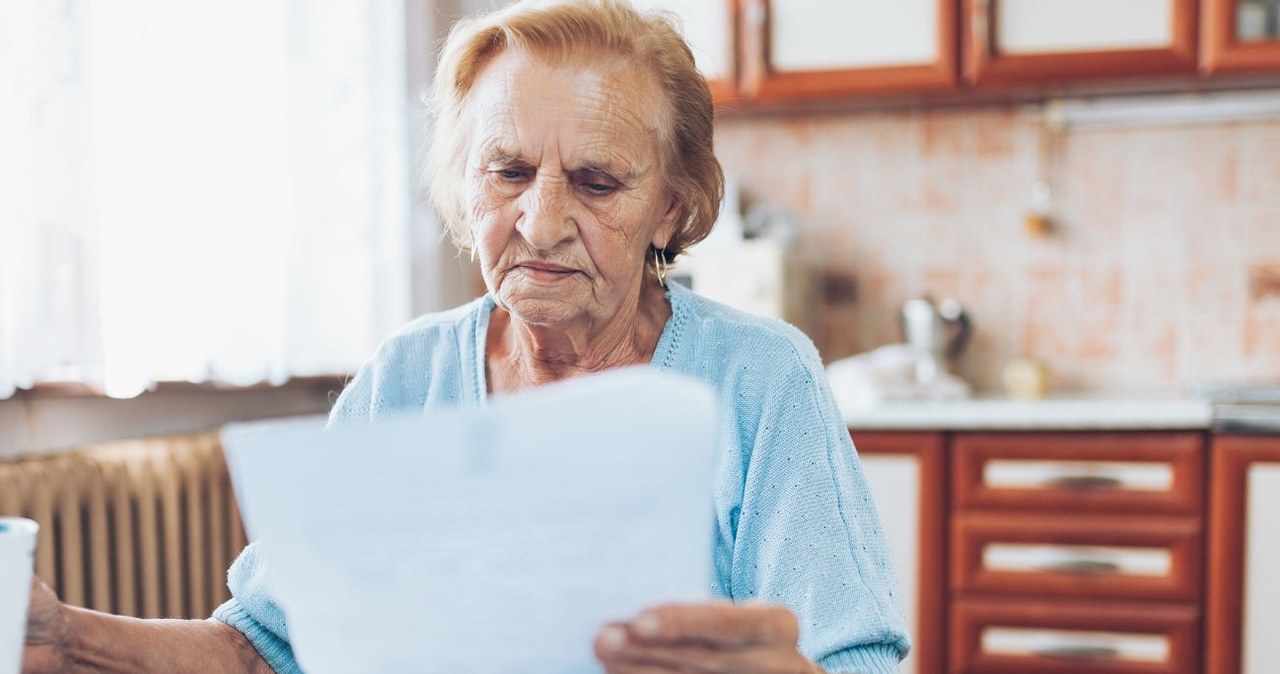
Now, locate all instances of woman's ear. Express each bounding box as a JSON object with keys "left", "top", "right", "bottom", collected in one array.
[{"left": 652, "top": 194, "right": 683, "bottom": 249}]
